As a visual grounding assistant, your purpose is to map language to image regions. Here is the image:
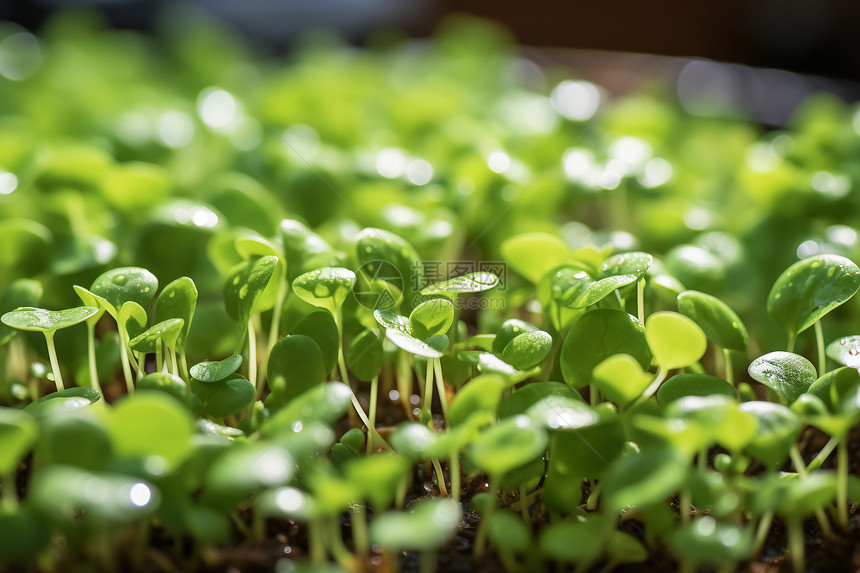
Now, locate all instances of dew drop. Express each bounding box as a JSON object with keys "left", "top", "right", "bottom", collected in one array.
[
  {"left": 112, "top": 275, "right": 127, "bottom": 286},
  {"left": 840, "top": 338, "right": 847, "bottom": 345}
]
